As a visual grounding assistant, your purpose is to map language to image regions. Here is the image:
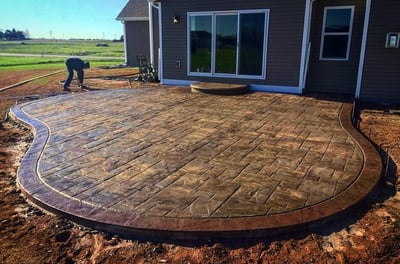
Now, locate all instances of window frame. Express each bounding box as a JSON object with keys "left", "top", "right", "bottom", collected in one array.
[
  {"left": 320, "top": 6, "right": 355, "bottom": 61},
  {"left": 187, "top": 9, "right": 269, "bottom": 79}
]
